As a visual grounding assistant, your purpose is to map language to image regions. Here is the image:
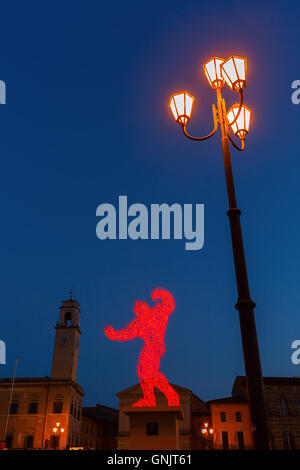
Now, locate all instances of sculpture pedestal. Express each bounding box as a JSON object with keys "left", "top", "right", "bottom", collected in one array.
[{"left": 122, "top": 406, "right": 184, "bottom": 450}]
